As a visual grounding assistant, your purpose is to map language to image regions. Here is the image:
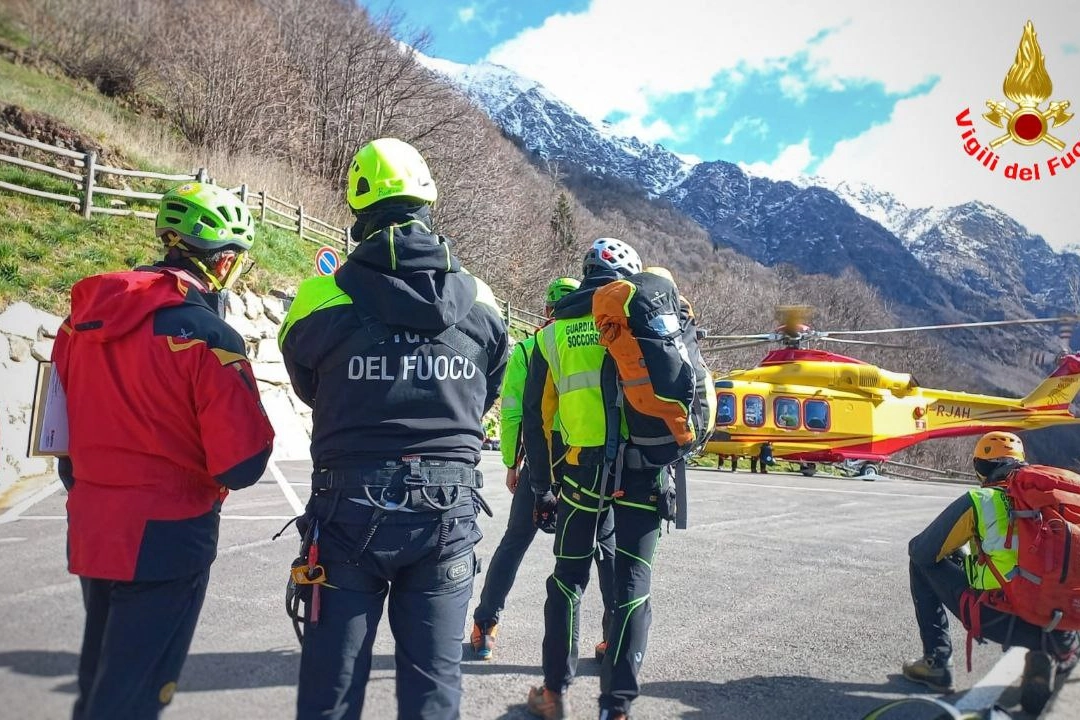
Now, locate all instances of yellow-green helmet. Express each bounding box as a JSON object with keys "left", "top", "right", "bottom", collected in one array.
[
  {"left": 347, "top": 138, "right": 437, "bottom": 212},
  {"left": 155, "top": 182, "right": 254, "bottom": 252},
  {"left": 545, "top": 277, "right": 580, "bottom": 305}
]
